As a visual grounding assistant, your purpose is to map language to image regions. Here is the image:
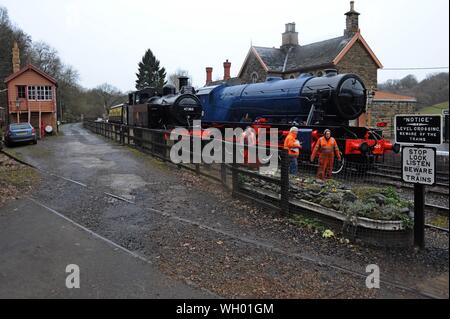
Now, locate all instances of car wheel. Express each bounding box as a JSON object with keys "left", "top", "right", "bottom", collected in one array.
[{"left": 33, "top": 139, "right": 37, "bottom": 145}]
